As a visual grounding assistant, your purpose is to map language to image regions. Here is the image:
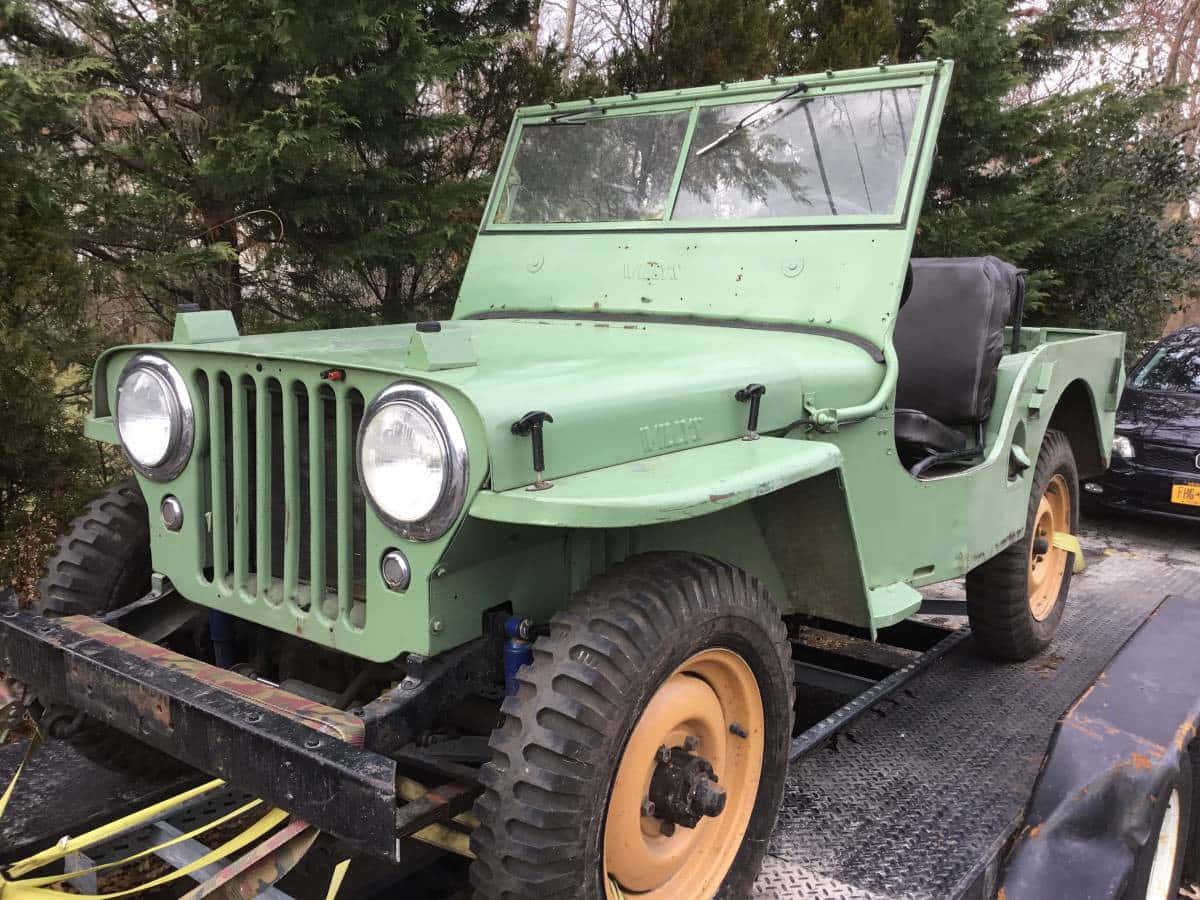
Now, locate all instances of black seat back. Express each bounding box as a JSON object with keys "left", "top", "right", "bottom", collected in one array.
[{"left": 894, "top": 256, "right": 1023, "bottom": 426}]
